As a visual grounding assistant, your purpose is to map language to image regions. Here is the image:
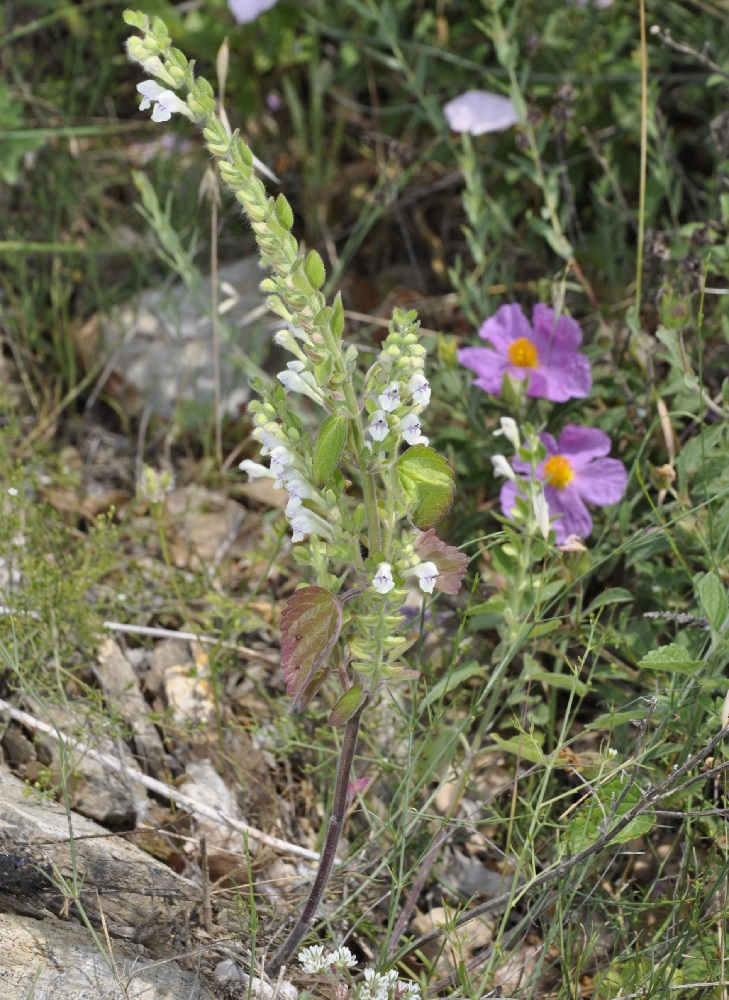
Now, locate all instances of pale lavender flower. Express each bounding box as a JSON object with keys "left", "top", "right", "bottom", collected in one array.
[
  {"left": 443, "top": 90, "right": 518, "bottom": 136},
  {"left": 405, "top": 561, "right": 439, "bottom": 595},
  {"left": 227, "top": 0, "right": 279, "bottom": 24},
  {"left": 459, "top": 303, "right": 592, "bottom": 402},
  {"left": 378, "top": 381, "right": 401, "bottom": 412},
  {"left": 398, "top": 413, "right": 428, "bottom": 446},
  {"left": 407, "top": 373, "right": 431, "bottom": 406},
  {"left": 500, "top": 425, "right": 627, "bottom": 543},
  {"left": 368, "top": 409, "right": 390, "bottom": 443},
  {"left": 289, "top": 507, "right": 333, "bottom": 543},
  {"left": 277, "top": 360, "right": 326, "bottom": 404},
  {"left": 137, "top": 81, "right": 189, "bottom": 122},
  {"left": 373, "top": 563, "right": 395, "bottom": 594}
]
